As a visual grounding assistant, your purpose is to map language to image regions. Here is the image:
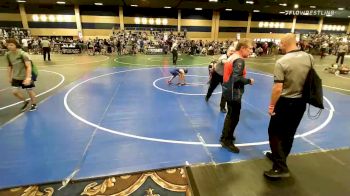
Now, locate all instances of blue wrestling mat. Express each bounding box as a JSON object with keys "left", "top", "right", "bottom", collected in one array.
[{"left": 0, "top": 67, "right": 349, "bottom": 189}]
